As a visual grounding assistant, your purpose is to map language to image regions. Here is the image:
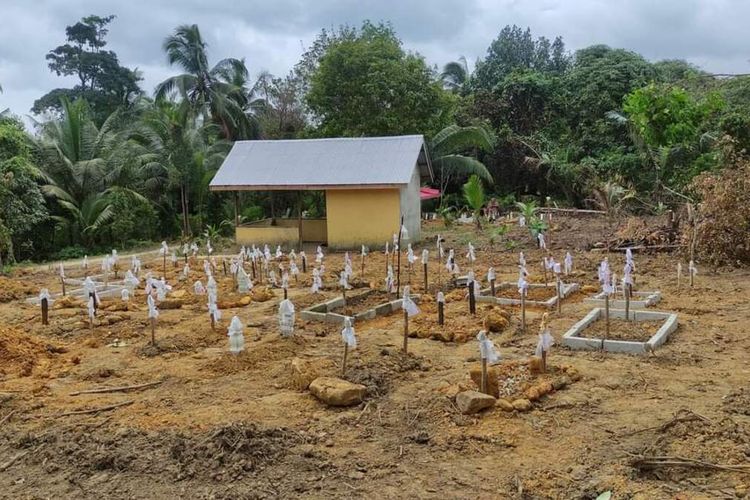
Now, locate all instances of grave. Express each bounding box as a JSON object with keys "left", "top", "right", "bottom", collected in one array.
[
  {"left": 300, "top": 289, "right": 420, "bottom": 325},
  {"left": 583, "top": 290, "right": 661, "bottom": 309},
  {"left": 475, "top": 282, "right": 579, "bottom": 308},
  {"left": 562, "top": 308, "right": 678, "bottom": 354}
]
